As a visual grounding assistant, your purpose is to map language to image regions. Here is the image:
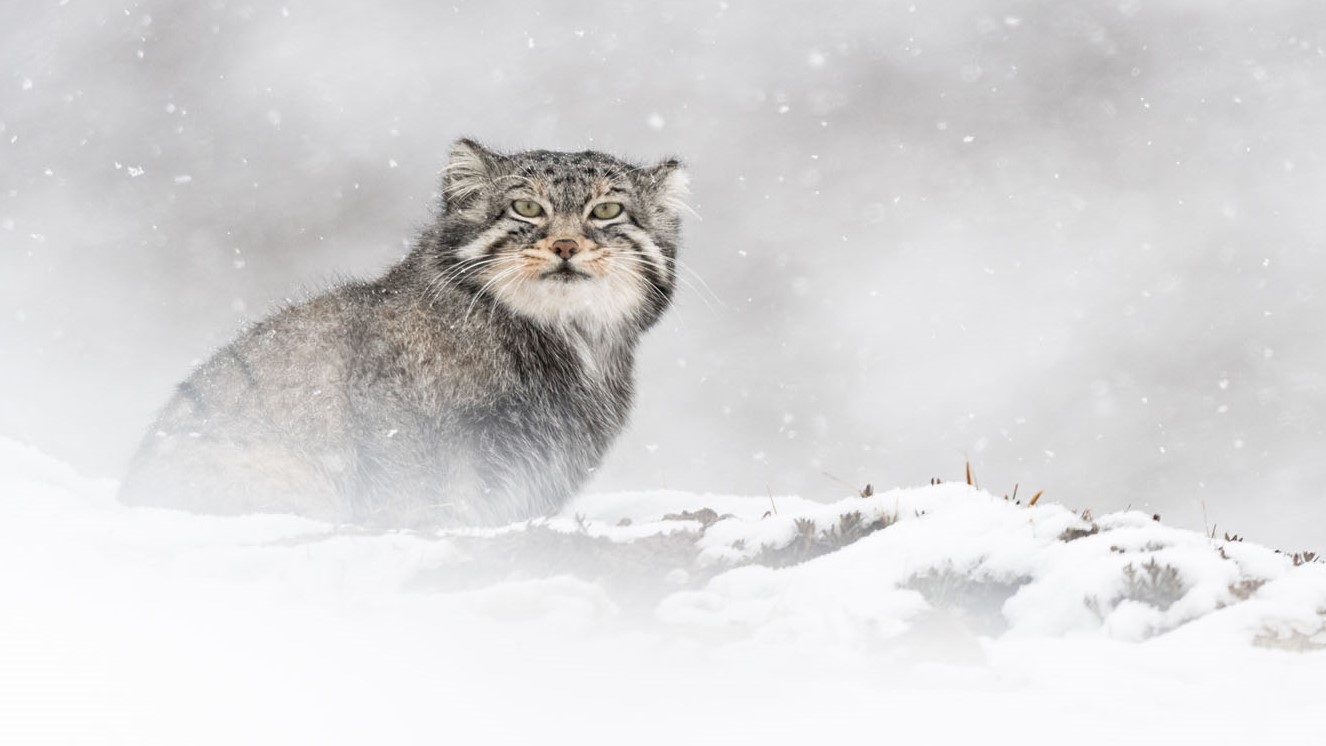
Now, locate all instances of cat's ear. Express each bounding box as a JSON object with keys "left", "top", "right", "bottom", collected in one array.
[
  {"left": 443, "top": 138, "right": 500, "bottom": 211},
  {"left": 643, "top": 158, "right": 691, "bottom": 216}
]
